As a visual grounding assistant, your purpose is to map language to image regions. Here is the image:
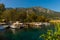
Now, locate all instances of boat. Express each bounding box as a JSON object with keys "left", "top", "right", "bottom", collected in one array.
[{"left": 10, "top": 21, "right": 23, "bottom": 29}]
